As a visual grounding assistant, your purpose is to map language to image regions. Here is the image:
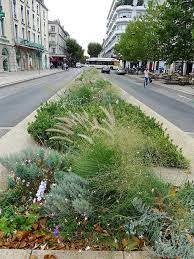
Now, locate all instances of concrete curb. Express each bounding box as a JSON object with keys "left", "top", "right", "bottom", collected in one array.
[
  {"left": 119, "top": 88, "right": 194, "bottom": 183},
  {"left": 0, "top": 70, "right": 64, "bottom": 89},
  {"left": 0, "top": 249, "right": 152, "bottom": 259}
]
